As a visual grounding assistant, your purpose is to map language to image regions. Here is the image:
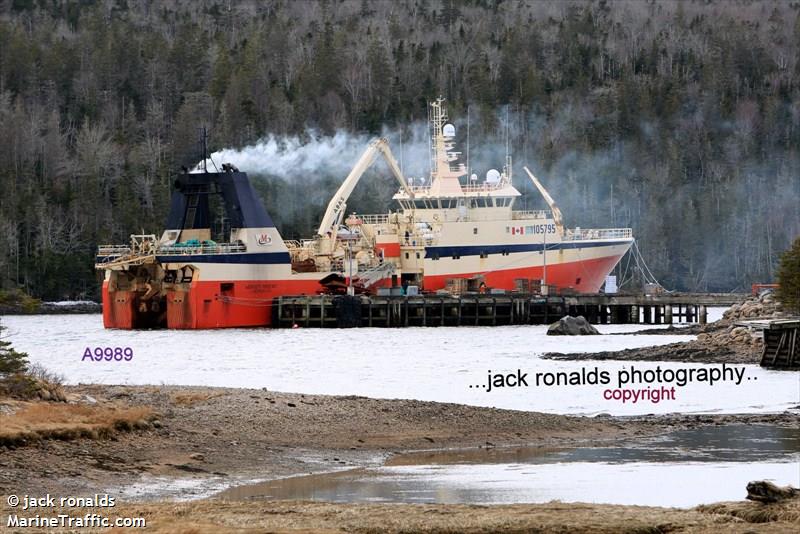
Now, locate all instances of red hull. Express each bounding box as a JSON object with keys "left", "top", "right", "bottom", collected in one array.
[
  {"left": 103, "top": 279, "right": 323, "bottom": 329},
  {"left": 102, "top": 255, "right": 623, "bottom": 329},
  {"left": 102, "top": 280, "right": 136, "bottom": 329},
  {"left": 423, "top": 254, "right": 624, "bottom": 294}
]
